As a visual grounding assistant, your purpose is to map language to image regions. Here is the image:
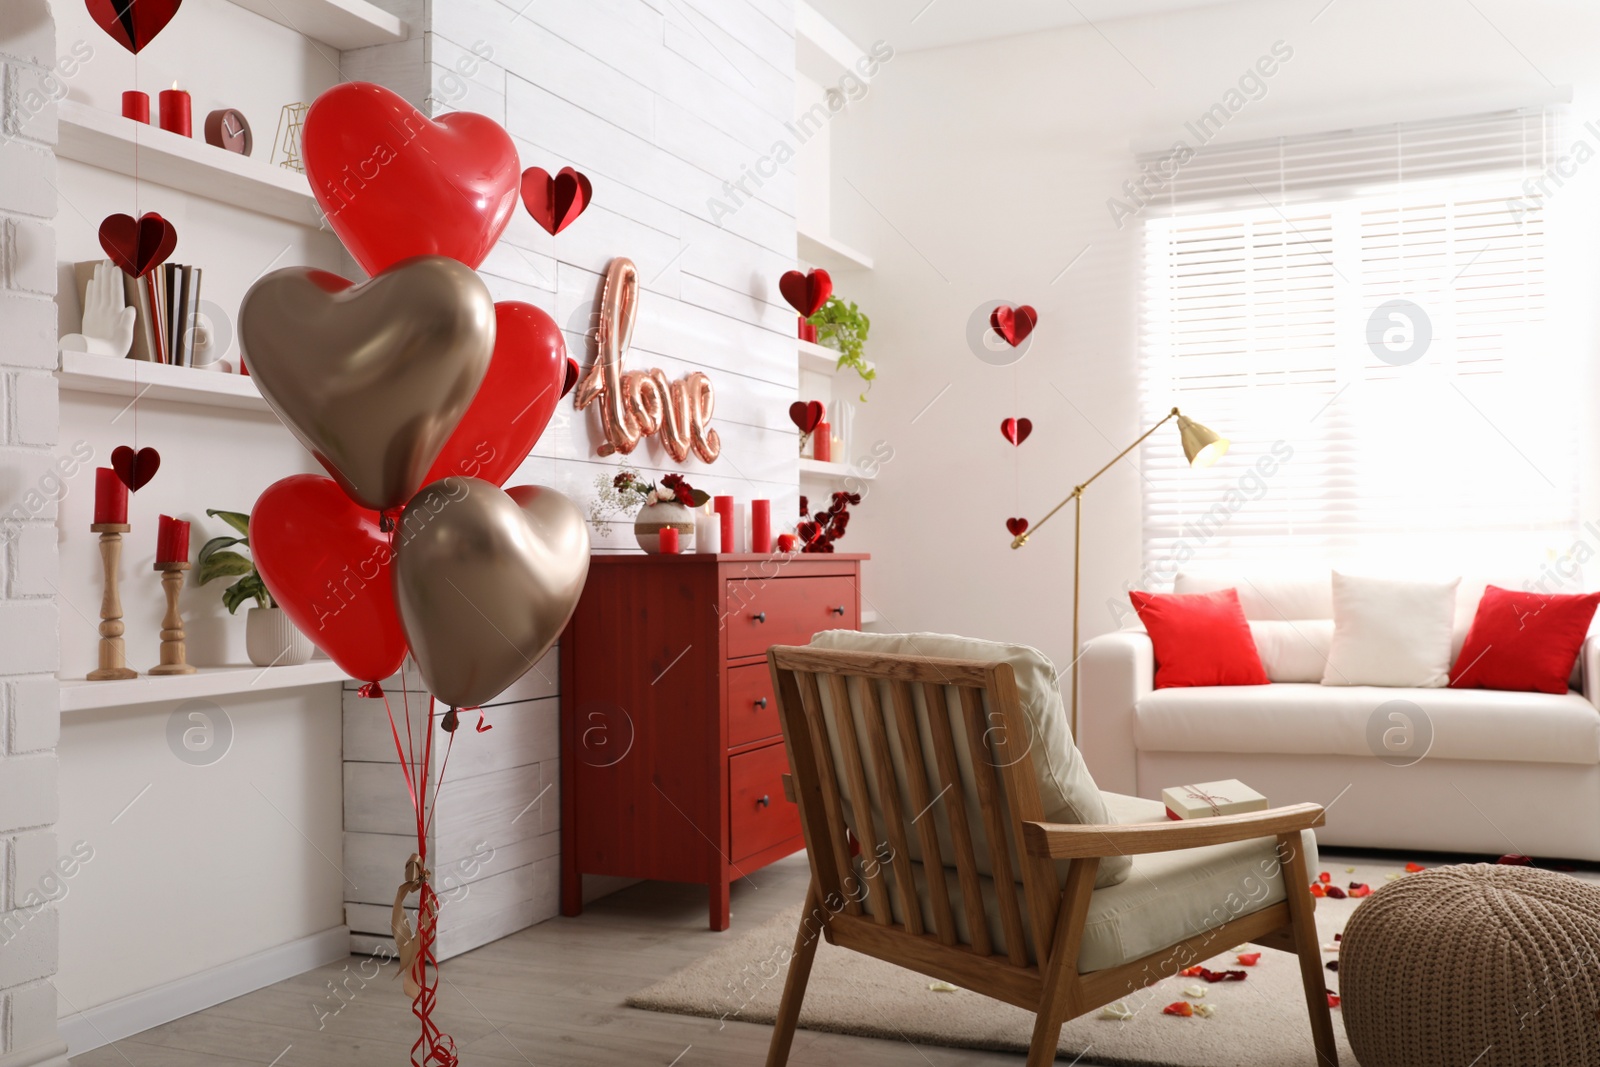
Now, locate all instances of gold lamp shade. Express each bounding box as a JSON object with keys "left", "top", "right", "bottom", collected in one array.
[{"left": 1177, "top": 414, "right": 1229, "bottom": 468}]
